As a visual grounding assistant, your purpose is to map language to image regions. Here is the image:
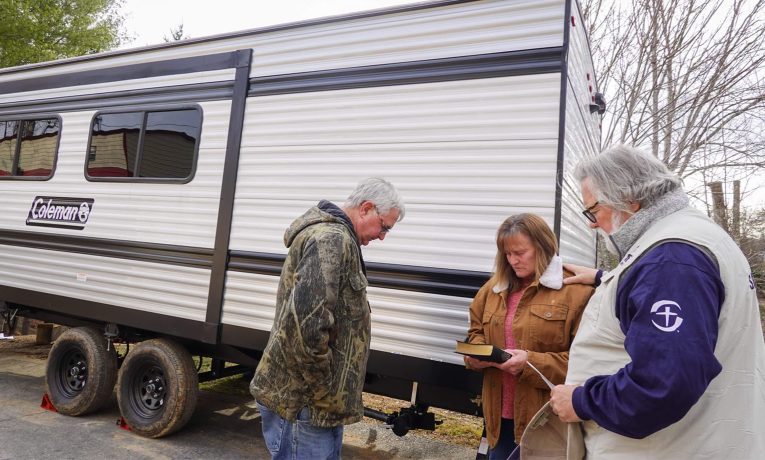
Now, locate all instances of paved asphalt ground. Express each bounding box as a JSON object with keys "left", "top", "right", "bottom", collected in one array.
[{"left": 0, "top": 343, "right": 476, "bottom": 459}]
